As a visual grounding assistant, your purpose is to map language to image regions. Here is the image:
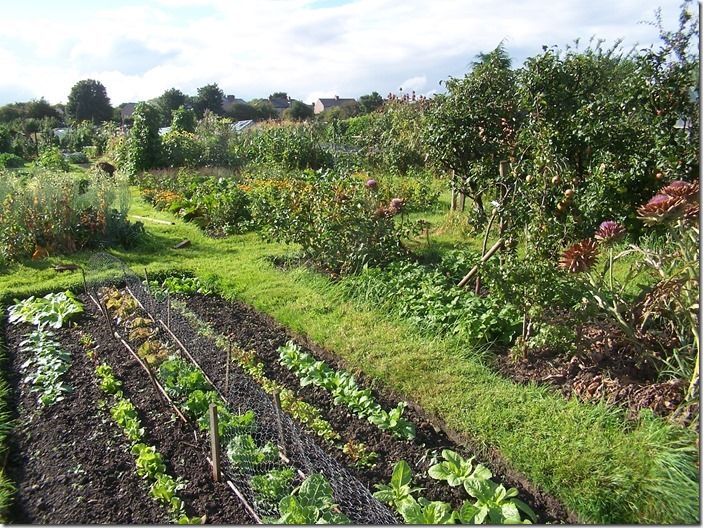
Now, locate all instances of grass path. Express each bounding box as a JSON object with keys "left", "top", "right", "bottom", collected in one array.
[{"left": 0, "top": 192, "right": 698, "bottom": 524}]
